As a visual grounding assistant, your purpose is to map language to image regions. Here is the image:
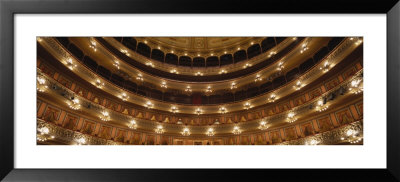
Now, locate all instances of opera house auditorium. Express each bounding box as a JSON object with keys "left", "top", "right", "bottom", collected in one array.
[{"left": 36, "top": 37, "right": 363, "bottom": 145}]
